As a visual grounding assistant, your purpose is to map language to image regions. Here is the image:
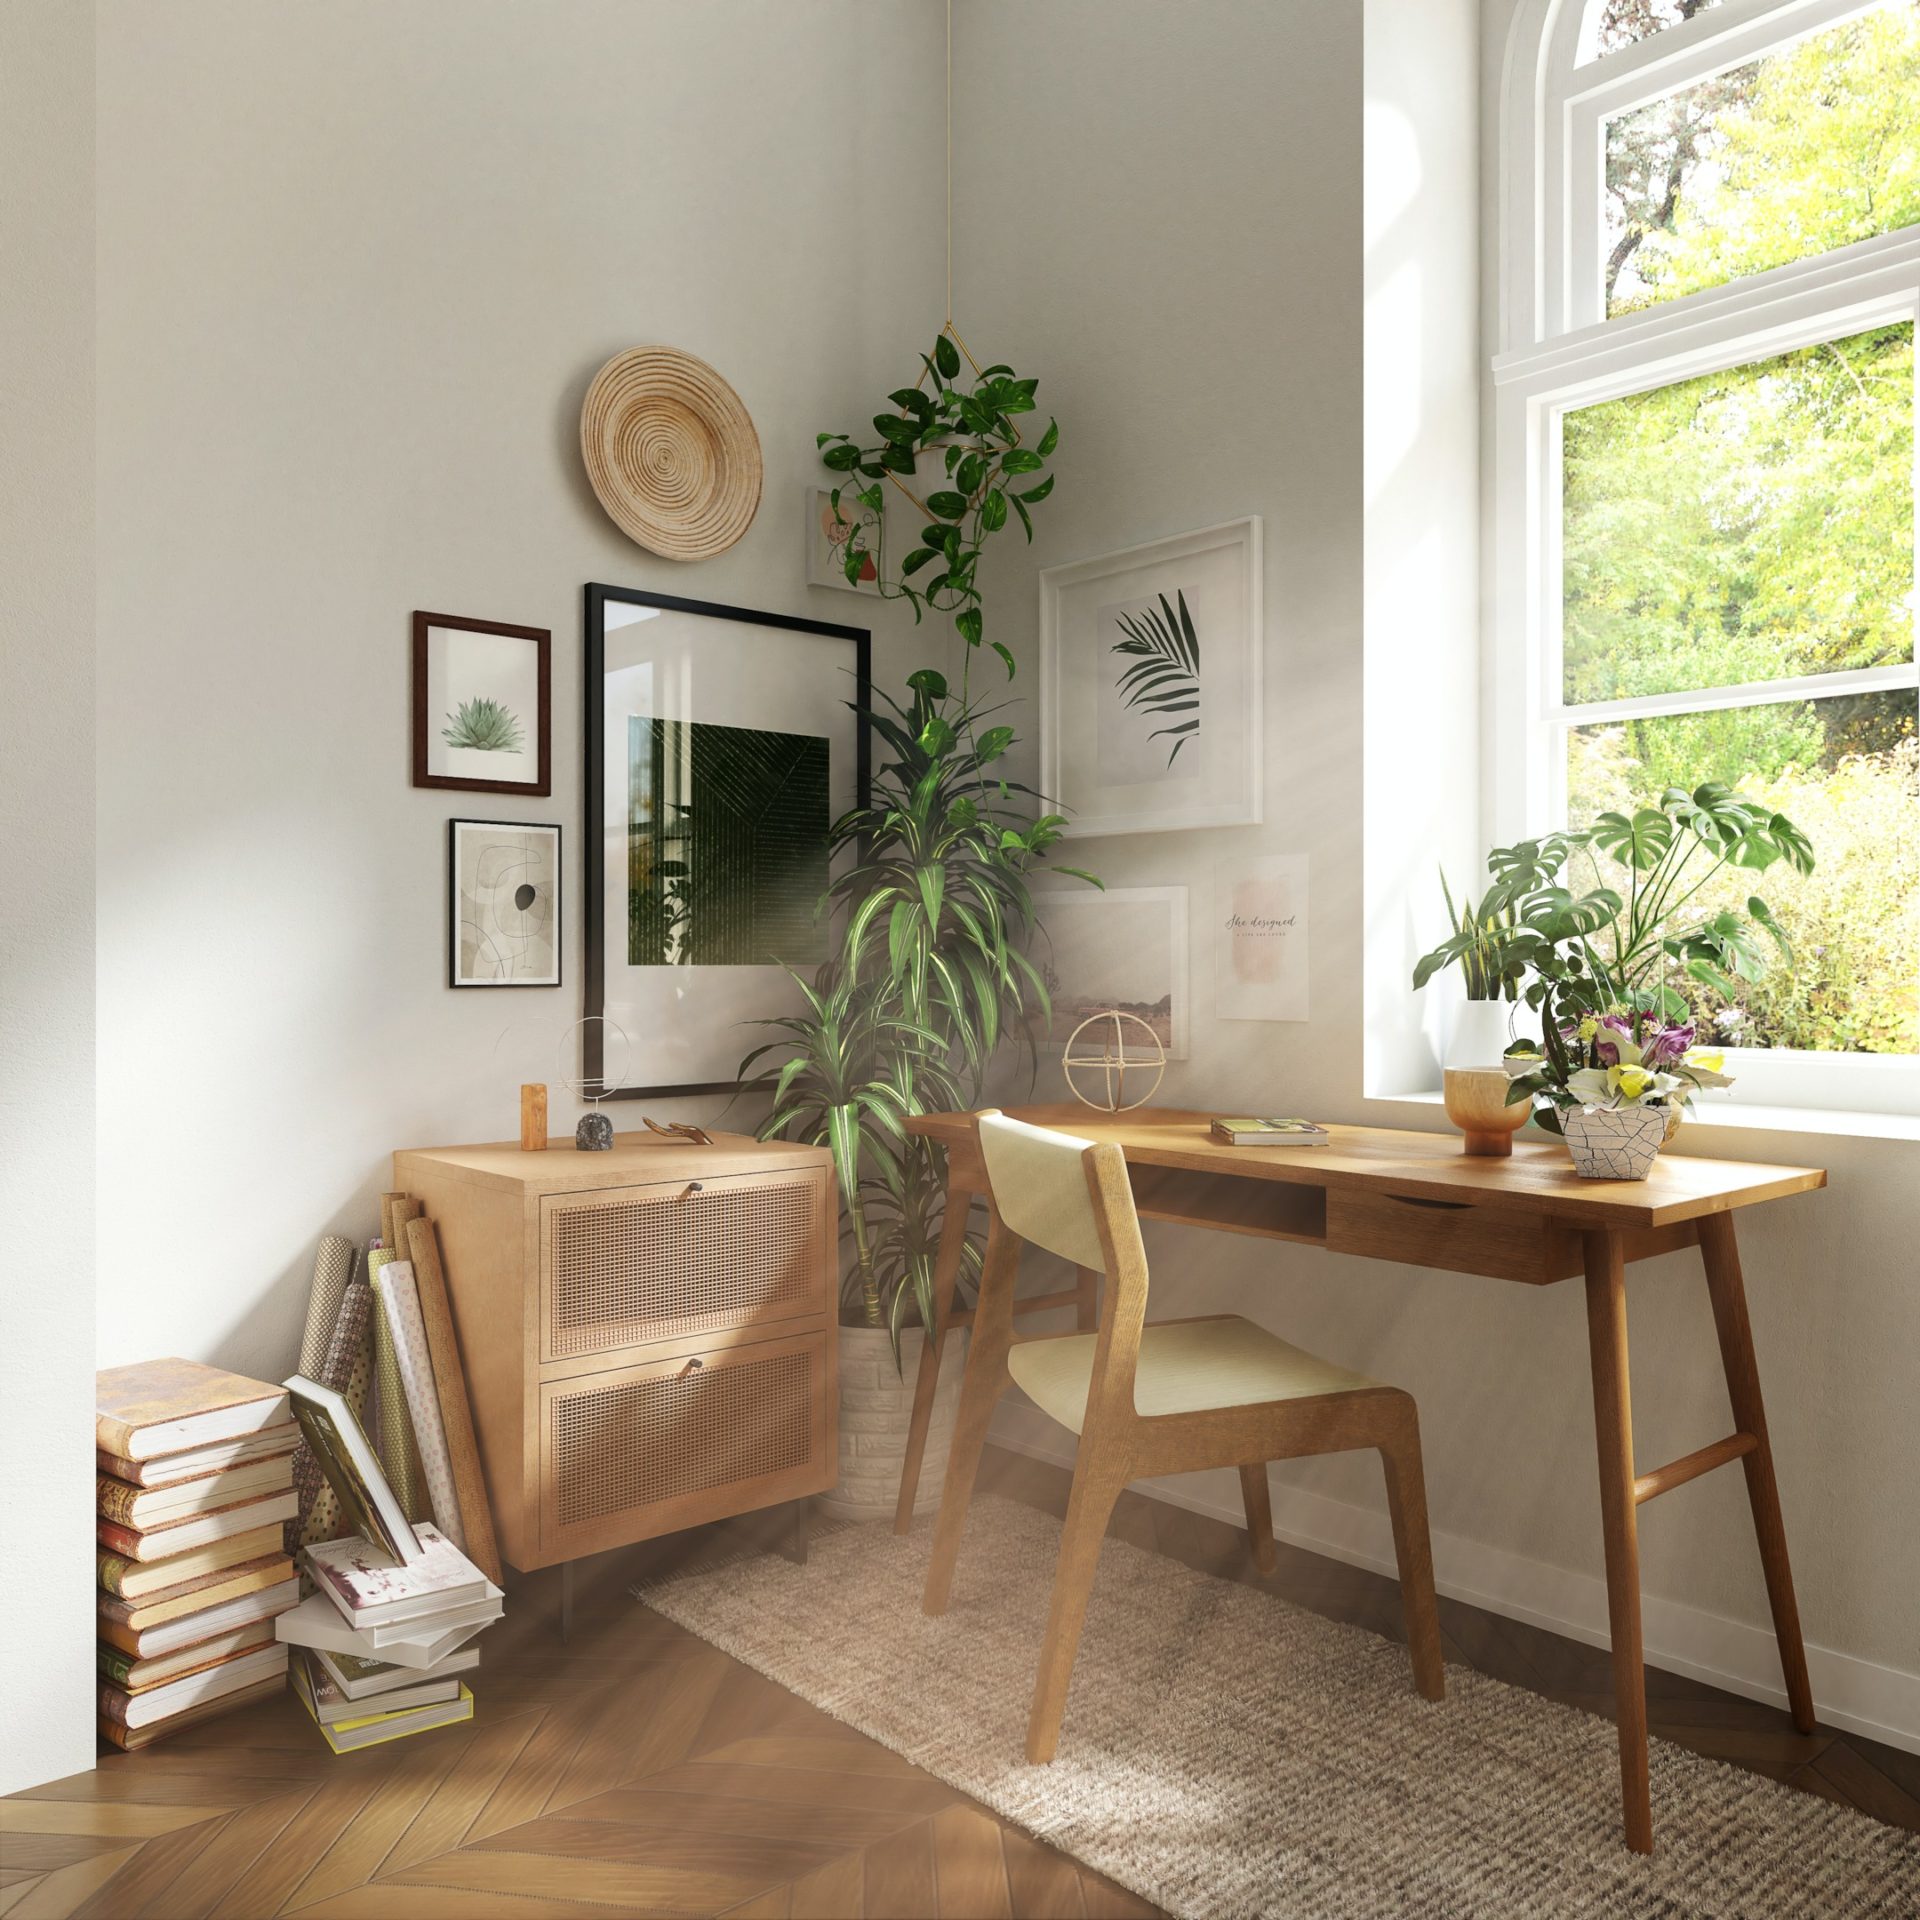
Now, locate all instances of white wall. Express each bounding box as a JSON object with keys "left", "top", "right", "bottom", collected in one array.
[
  {"left": 965, "top": 0, "right": 1920, "bottom": 1747},
  {"left": 0, "top": 1, "right": 100, "bottom": 1799},
  {"left": 94, "top": 0, "right": 952, "bottom": 1381}
]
